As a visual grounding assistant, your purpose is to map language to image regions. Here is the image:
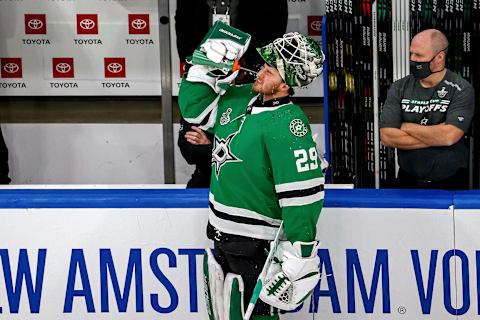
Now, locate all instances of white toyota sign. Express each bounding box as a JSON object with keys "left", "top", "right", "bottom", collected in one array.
[
  {"left": 0, "top": 0, "right": 324, "bottom": 97},
  {"left": 0, "top": 0, "right": 161, "bottom": 96}
]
